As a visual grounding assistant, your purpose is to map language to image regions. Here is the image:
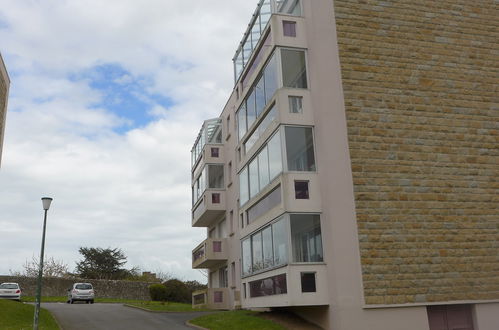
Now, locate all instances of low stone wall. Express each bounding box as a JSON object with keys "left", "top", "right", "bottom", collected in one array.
[{"left": 0, "top": 276, "right": 155, "bottom": 300}]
